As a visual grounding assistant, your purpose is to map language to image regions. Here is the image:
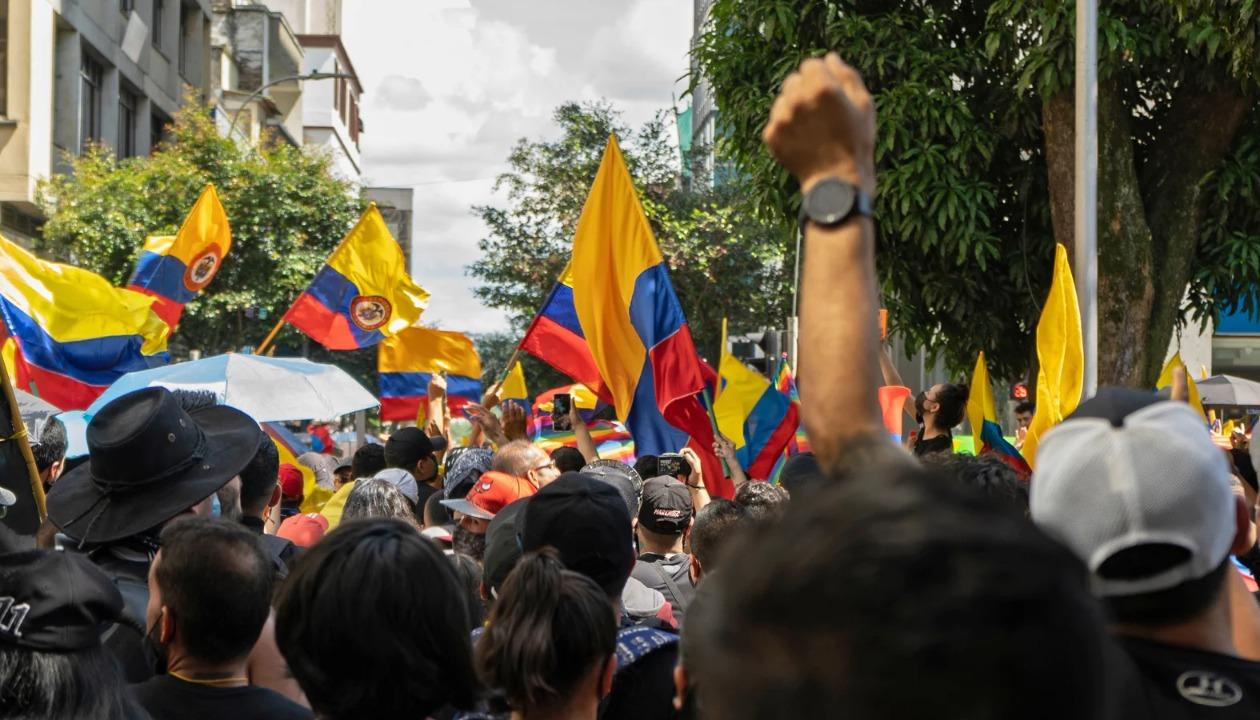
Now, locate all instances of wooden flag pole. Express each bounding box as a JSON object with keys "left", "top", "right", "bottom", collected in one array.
[
  {"left": 255, "top": 316, "right": 287, "bottom": 357},
  {"left": 0, "top": 354, "right": 46, "bottom": 520},
  {"left": 699, "top": 387, "right": 731, "bottom": 478}
]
